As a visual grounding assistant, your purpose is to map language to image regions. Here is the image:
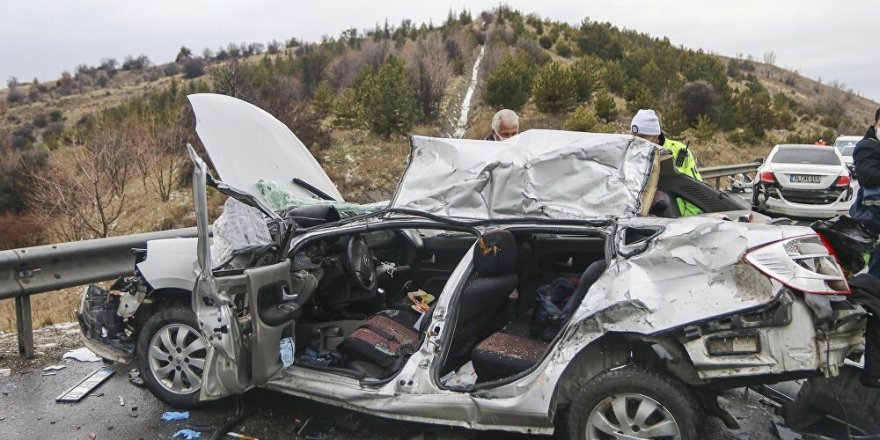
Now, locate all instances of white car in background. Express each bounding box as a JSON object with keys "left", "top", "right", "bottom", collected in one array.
[
  {"left": 752, "top": 144, "right": 854, "bottom": 218},
  {"left": 835, "top": 135, "right": 861, "bottom": 172}
]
